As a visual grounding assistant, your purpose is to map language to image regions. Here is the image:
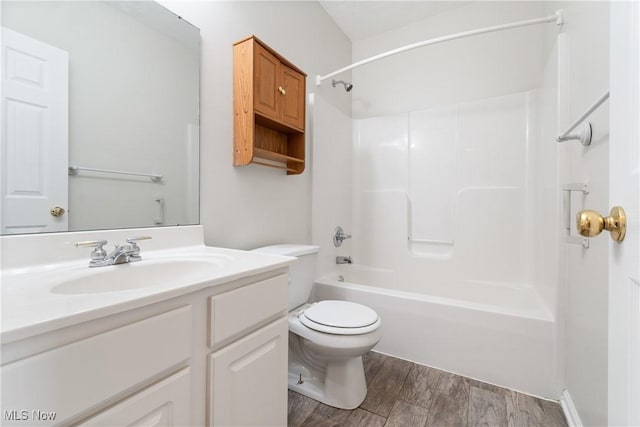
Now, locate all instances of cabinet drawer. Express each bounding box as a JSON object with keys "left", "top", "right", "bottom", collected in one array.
[
  {"left": 80, "top": 368, "right": 191, "bottom": 426},
  {"left": 208, "top": 274, "right": 287, "bottom": 348},
  {"left": 1, "top": 306, "right": 192, "bottom": 426}
]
